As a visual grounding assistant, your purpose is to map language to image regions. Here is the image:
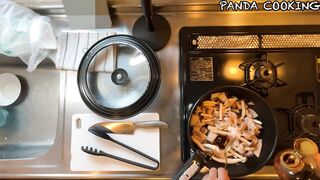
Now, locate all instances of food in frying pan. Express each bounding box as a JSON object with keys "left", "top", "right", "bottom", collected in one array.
[{"left": 191, "top": 92, "right": 263, "bottom": 164}]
